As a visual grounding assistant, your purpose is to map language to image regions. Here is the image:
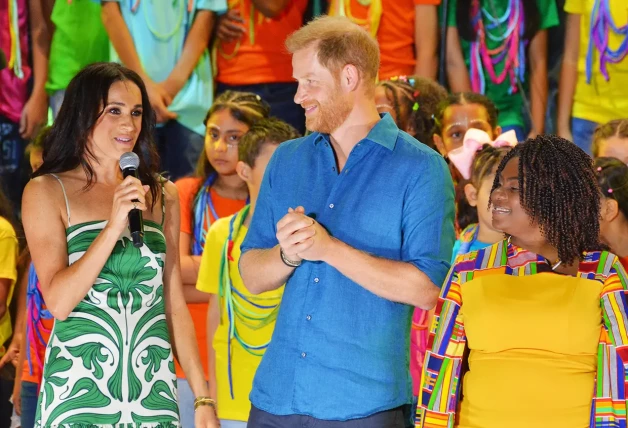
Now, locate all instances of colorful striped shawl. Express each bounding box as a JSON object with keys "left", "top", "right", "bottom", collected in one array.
[{"left": 416, "top": 240, "right": 628, "bottom": 428}]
